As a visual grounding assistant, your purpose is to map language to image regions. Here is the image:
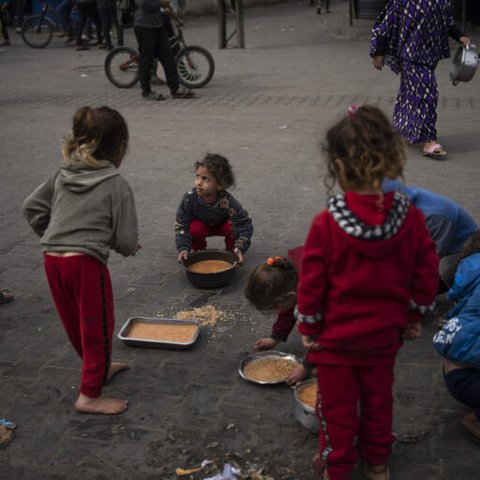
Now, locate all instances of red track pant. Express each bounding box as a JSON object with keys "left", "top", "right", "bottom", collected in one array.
[
  {"left": 314, "top": 363, "right": 396, "bottom": 480},
  {"left": 189, "top": 219, "right": 235, "bottom": 251},
  {"left": 44, "top": 253, "right": 114, "bottom": 398}
]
